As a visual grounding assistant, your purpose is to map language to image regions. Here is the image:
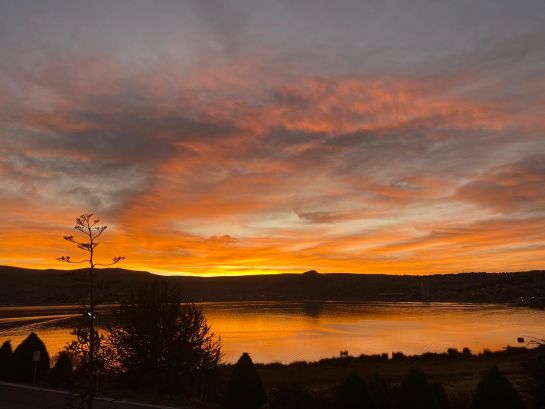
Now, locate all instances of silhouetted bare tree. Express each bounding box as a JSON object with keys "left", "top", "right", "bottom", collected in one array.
[{"left": 58, "top": 213, "right": 125, "bottom": 409}]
